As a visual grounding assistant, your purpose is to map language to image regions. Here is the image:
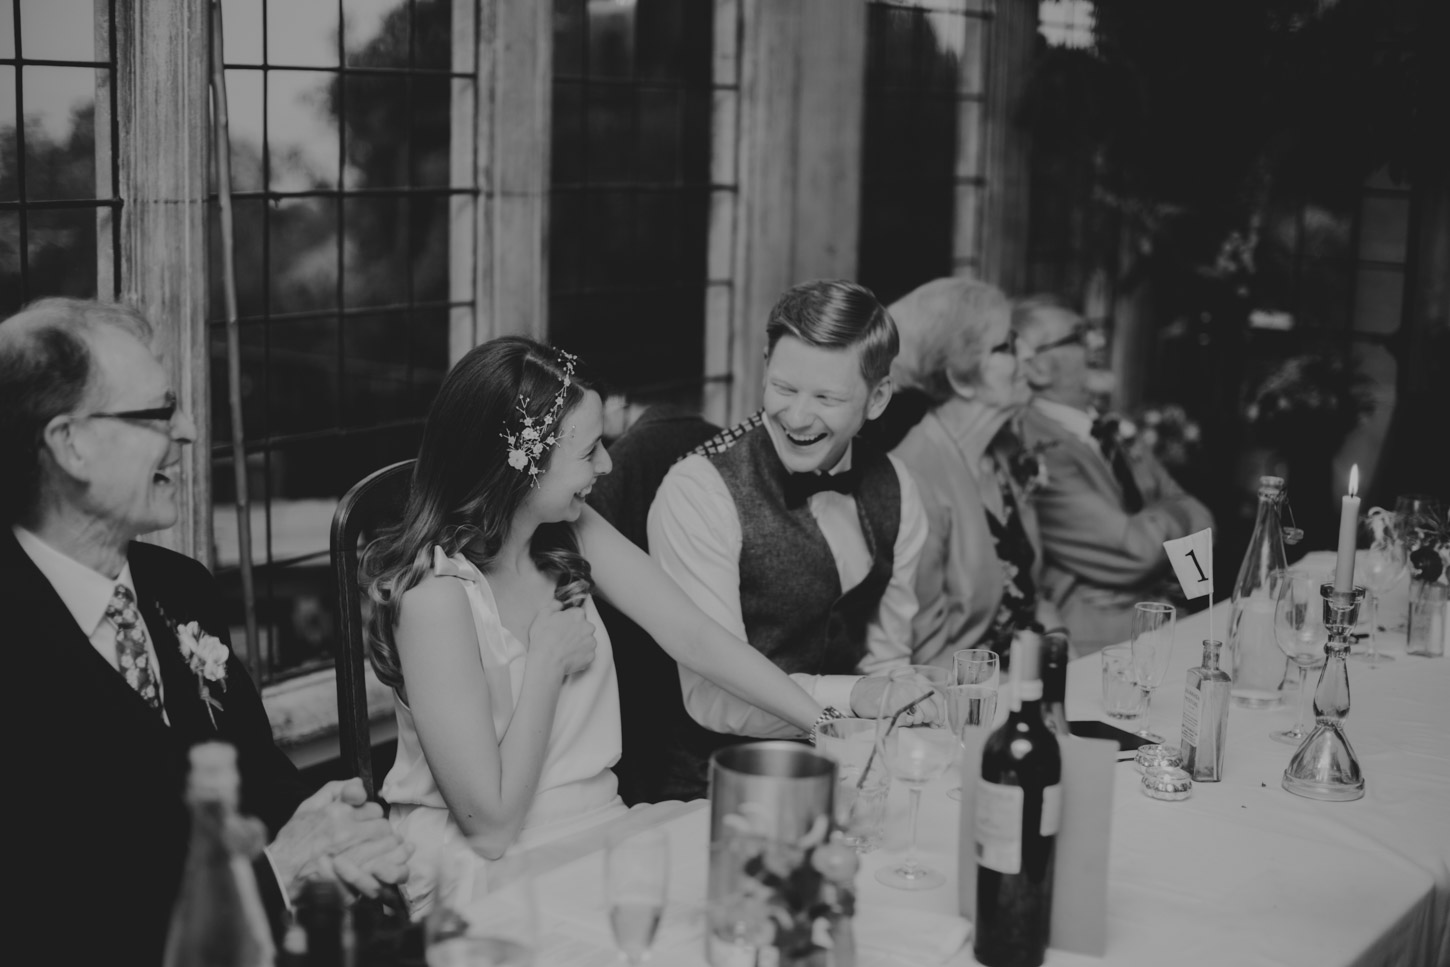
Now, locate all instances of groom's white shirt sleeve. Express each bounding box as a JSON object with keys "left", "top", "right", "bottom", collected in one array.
[{"left": 647, "top": 453, "right": 925, "bottom": 738}]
